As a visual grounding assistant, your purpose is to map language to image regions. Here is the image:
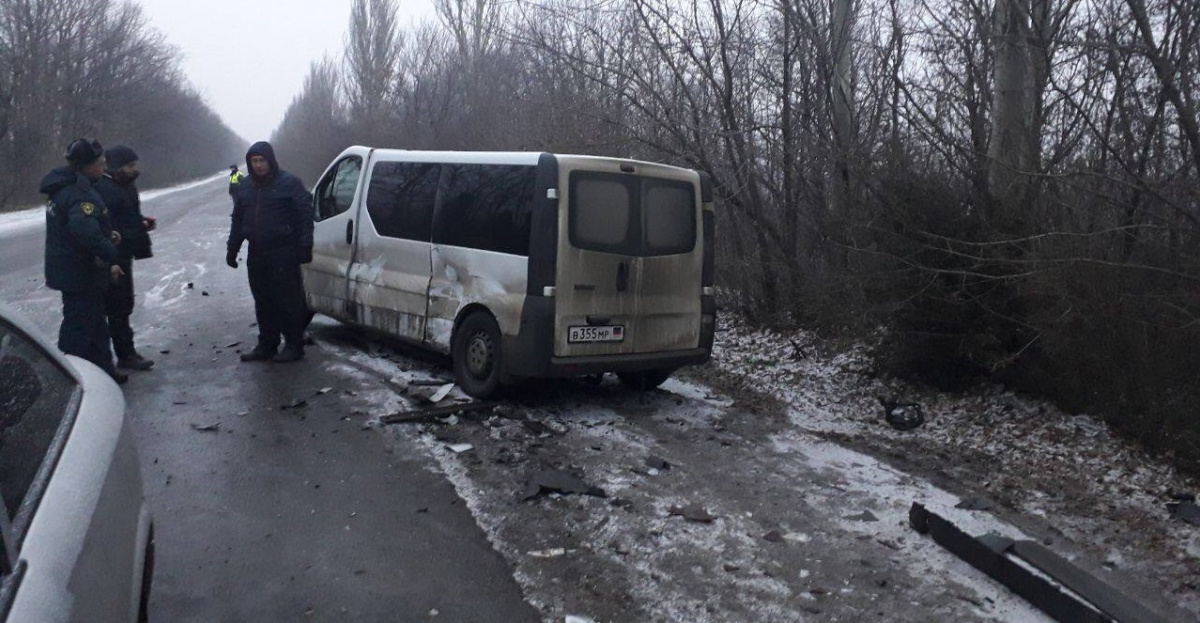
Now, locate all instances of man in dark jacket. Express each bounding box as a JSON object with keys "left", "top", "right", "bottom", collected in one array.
[
  {"left": 40, "top": 138, "right": 127, "bottom": 383},
  {"left": 95, "top": 145, "right": 156, "bottom": 371},
  {"left": 226, "top": 141, "right": 313, "bottom": 363}
]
